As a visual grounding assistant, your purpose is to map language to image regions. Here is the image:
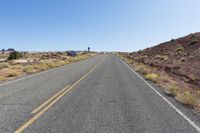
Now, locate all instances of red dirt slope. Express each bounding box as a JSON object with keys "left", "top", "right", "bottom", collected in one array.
[{"left": 127, "top": 32, "right": 200, "bottom": 88}]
